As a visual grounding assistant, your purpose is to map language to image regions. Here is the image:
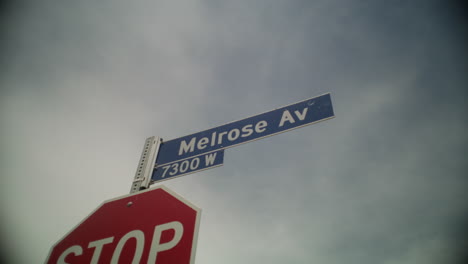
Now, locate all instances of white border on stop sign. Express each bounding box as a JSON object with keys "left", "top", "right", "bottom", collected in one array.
[{"left": 45, "top": 185, "right": 201, "bottom": 264}]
